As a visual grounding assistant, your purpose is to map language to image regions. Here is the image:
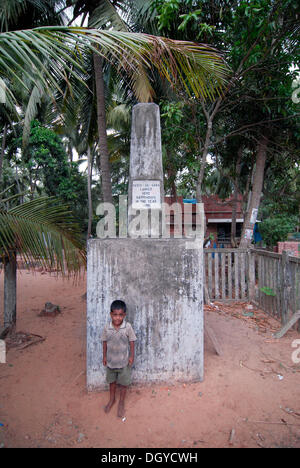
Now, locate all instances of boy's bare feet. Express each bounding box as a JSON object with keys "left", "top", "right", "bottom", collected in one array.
[
  {"left": 117, "top": 400, "right": 125, "bottom": 418},
  {"left": 104, "top": 398, "right": 115, "bottom": 413}
]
